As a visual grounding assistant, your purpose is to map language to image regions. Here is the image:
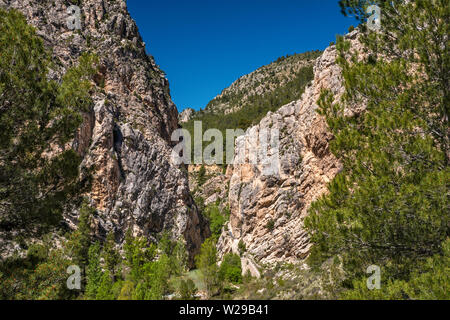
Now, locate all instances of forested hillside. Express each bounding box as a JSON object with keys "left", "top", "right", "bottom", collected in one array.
[
  {"left": 182, "top": 51, "right": 321, "bottom": 150},
  {"left": 204, "top": 51, "right": 322, "bottom": 115}
]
